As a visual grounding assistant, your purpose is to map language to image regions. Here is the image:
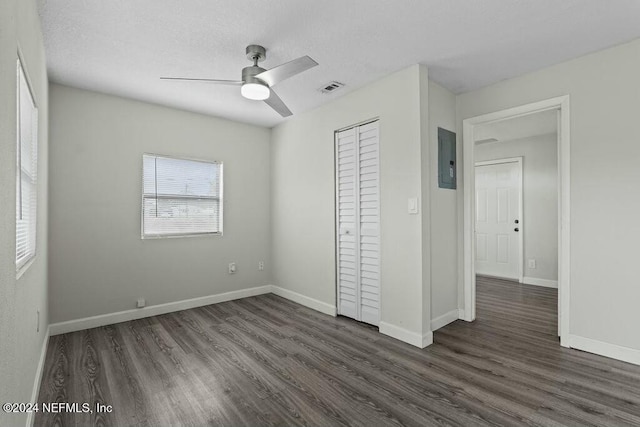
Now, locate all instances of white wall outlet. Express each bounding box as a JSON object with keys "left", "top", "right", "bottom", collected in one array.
[
  {"left": 137, "top": 298, "right": 146, "bottom": 308},
  {"left": 228, "top": 262, "right": 237, "bottom": 274},
  {"left": 258, "top": 261, "right": 264, "bottom": 271},
  {"left": 528, "top": 259, "right": 536, "bottom": 269}
]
